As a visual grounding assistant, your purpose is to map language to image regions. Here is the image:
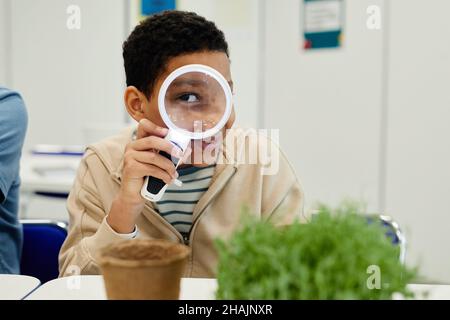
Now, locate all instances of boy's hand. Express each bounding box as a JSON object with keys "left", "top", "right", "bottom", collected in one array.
[{"left": 107, "top": 119, "right": 182, "bottom": 234}]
